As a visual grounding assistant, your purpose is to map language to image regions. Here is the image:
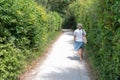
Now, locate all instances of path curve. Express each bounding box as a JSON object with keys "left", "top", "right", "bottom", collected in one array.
[{"left": 23, "top": 29, "right": 90, "bottom": 80}]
